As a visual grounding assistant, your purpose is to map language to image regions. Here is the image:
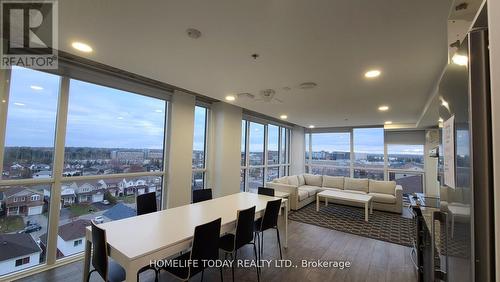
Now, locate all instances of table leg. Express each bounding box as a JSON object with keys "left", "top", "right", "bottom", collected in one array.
[
  {"left": 125, "top": 263, "right": 139, "bottom": 282},
  {"left": 316, "top": 194, "right": 319, "bottom": 211},
  {"left": 365, "top": 202, "right": 369, "bottom": 222},
  {"left": 82, "top": 240, "right": 91, "bottom": 282},
  {"left": 325, "top": 198, "right": 328, "bottom": 207},
  {"left": 284, "top": 200, "right": 288, "bottom": 248},
  {"left": 370, "top": 200, "right": 373, "bottom": 214}
]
